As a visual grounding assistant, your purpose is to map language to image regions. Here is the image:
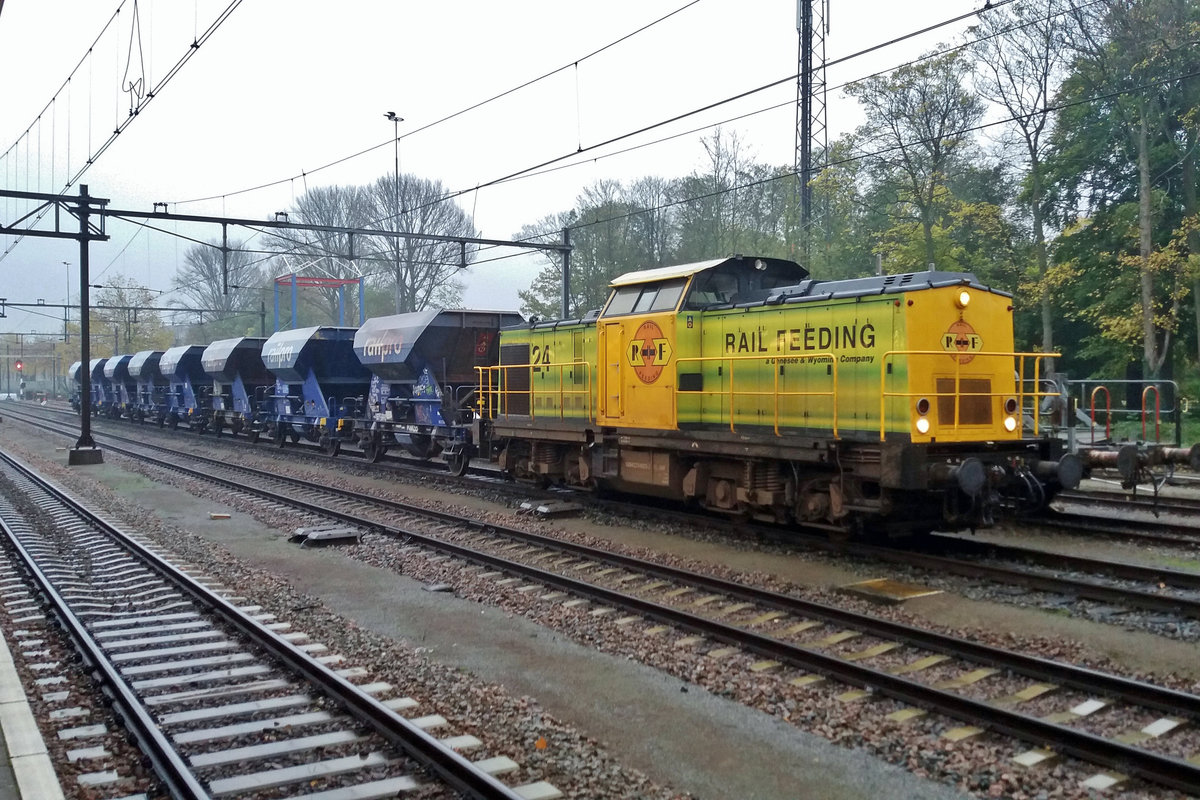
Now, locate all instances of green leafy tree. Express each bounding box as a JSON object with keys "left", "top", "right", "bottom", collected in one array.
[
  {"left": 1059, "top": 0, "right": 1199, "bottom": 377},
  {"left": 971, "top": 0, "right": 1071, "bottom": 351},
  {"left": 846, "top": 50, "right": 986, "bottom": 270},
  {"left": 91, "top": 275, "right": 174, "bottom": 355}
]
